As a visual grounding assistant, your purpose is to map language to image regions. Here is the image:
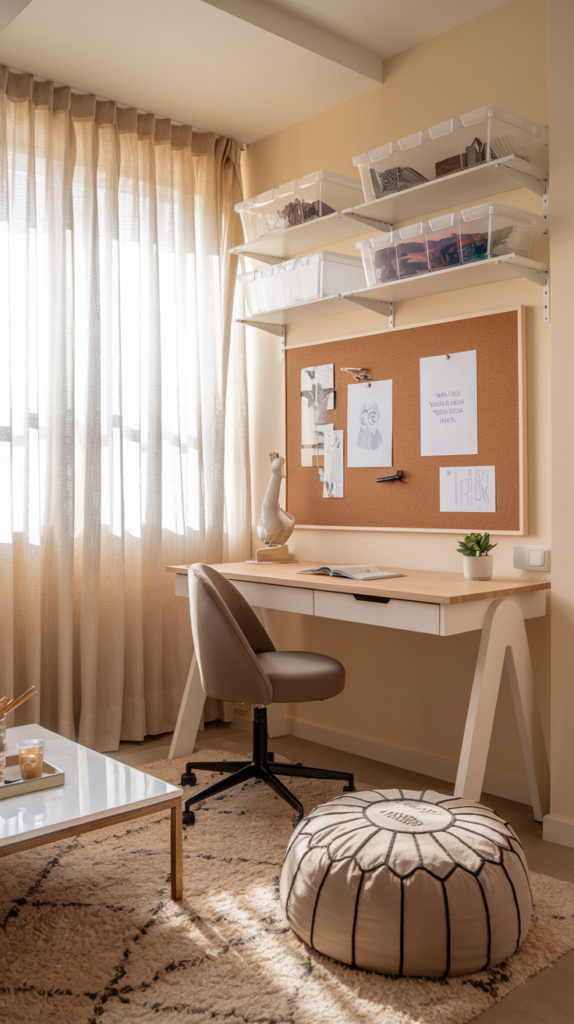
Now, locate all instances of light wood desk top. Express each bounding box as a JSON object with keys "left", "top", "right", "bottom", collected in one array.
[{"left": 166, "top": 561, "right": 550, "bottom": 606}]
